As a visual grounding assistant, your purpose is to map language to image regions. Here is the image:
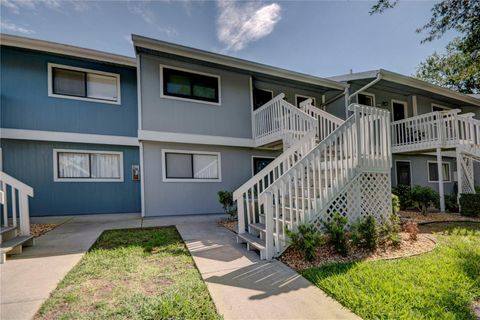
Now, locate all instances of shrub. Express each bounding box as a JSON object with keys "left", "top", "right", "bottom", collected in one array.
[
  {"left": 322, "top": 212, "right": 348, "bottom": 255},
  {"left": 392, "top": 194, "right": 400, "bottom": 215},
  {"left": 392, "top": 185, "right": 413, "bottom": 210},
  {"left": 351, "top": 216, "right": 379, "bottom": 251},
  {"left": 285, "top": 224, "right": 323, "bottom": 261},
  {"left": 445, "top": 193, "right": 459, "bottom": 212},
  {"left": 403, "top": 221, "right": 419, "bottom": 241},
  {"left": 379, "top": 212, "right": 402, "bottom": 247},
  {"left": 410, "top": 185, "right": 439, "bottom": 215},
  {"left": 217, "top": 191, "right": 237, "bottom": 219},
  {"left": 459, "top": 193, "right": 480, "bottom": 217}
]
